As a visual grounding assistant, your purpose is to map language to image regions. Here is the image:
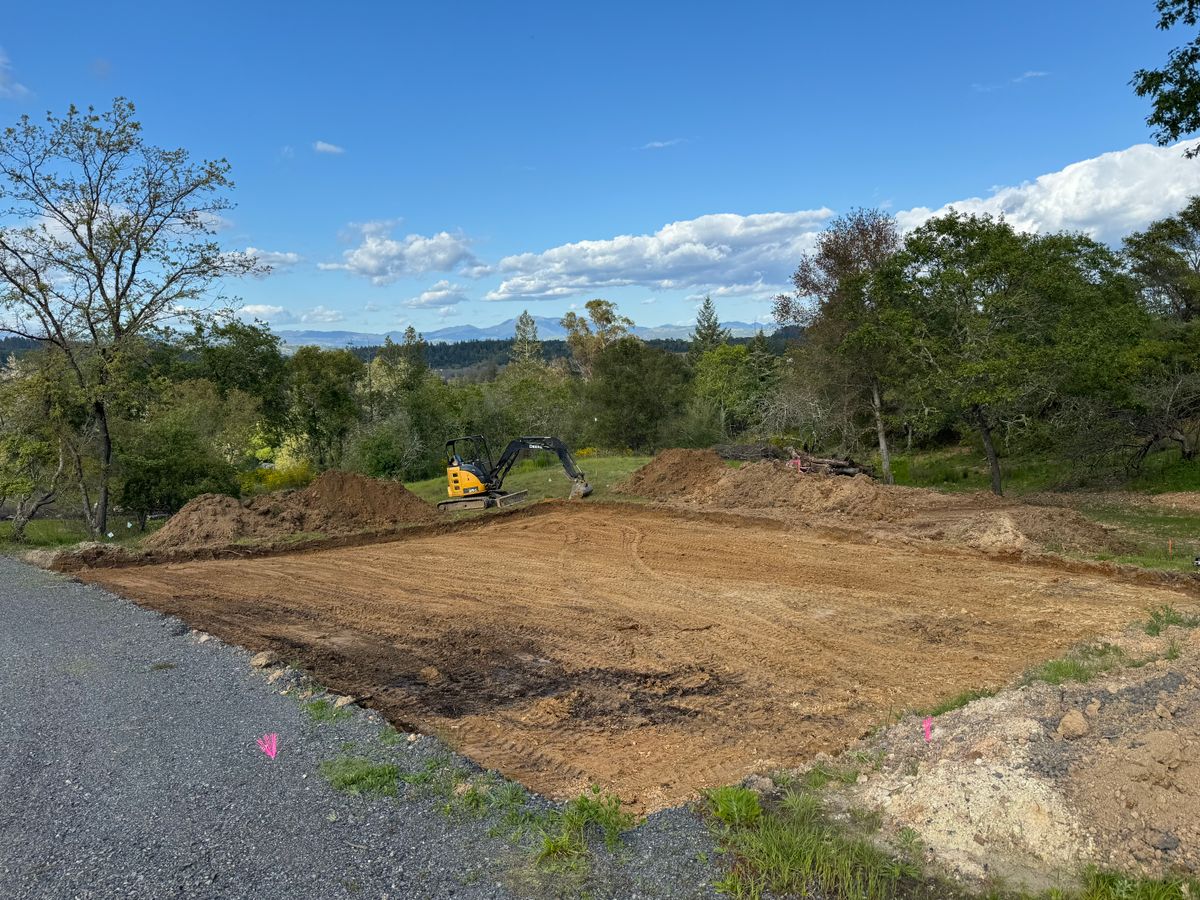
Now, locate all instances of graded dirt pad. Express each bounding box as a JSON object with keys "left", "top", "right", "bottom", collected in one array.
[
  {"left": 81, "top": 502, "right": 1195, "bottom": 812},
  {"left": 144, "top": 470, "right": 437, "bottom": 552}
]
